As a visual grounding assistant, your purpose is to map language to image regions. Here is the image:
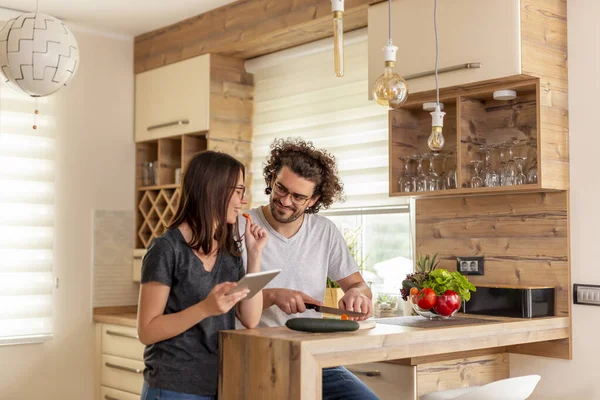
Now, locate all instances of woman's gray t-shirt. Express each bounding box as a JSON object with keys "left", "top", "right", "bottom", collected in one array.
[{"left": 140, "top": 228, "right": 244, "bottom": 396}]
